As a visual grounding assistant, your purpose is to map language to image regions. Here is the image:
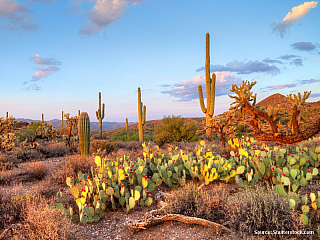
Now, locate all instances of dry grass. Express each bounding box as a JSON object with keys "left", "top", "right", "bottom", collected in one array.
[
  {"left": 164, "top": 182, "right": 228, "bottom": 223},
  {"left": 0, "top": 161, "right": 48, "bottom": 185},
  {"left": 225, "top": 185, "right": 306, "bottom": 239},
  {"left": 23, "top": 161, "right": 48, "bottom": 180},
  {"left": 51, "top": 154, "right": 95, "bottom": 184},
  {"left": 9, "top": 195, "right": 78, "bottom": 240}
]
